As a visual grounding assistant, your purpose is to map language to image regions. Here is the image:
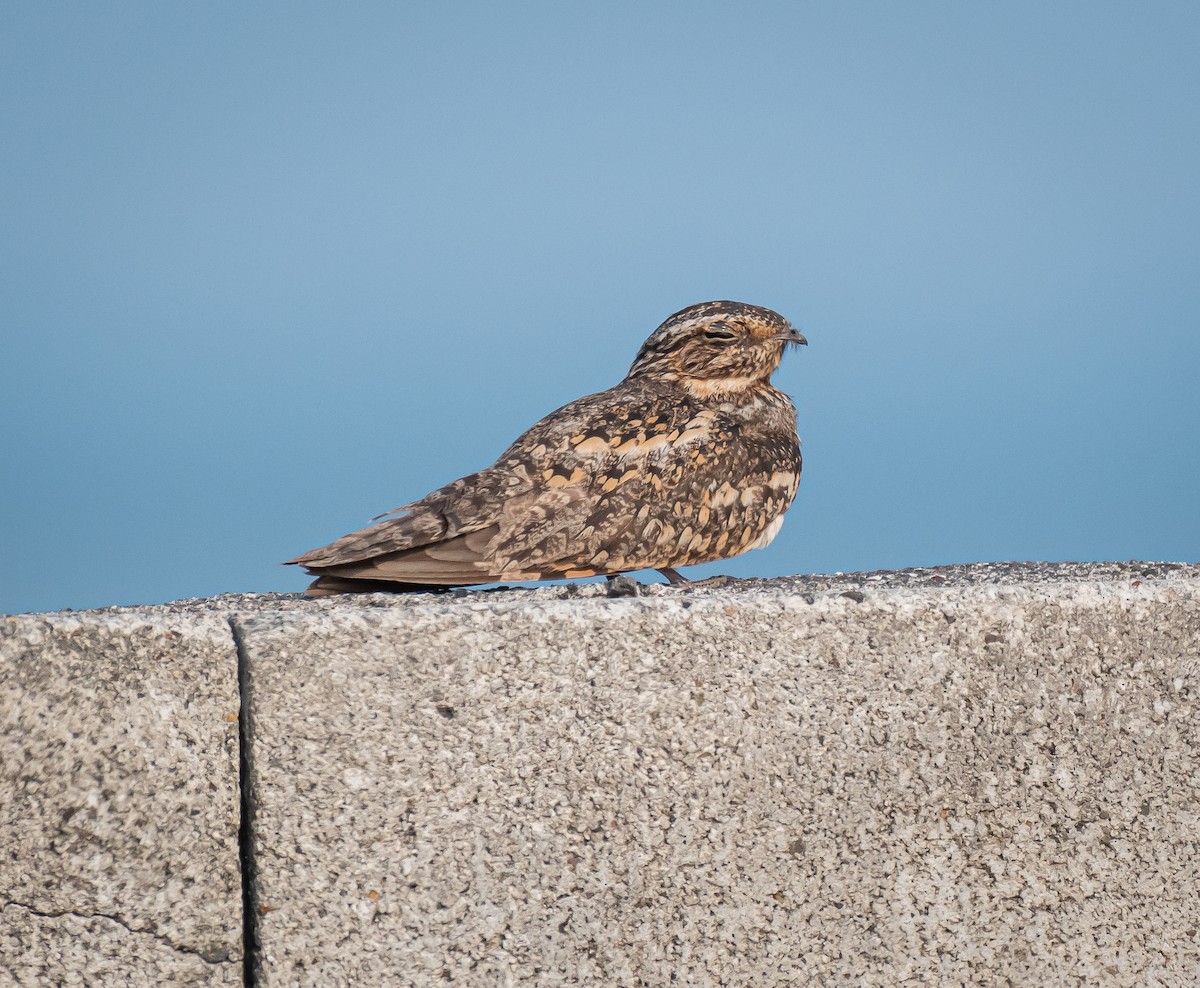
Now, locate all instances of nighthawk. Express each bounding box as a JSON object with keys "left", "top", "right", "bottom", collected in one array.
[{"left": 287, "top": 300, "right": 806, "bottom": 595}]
